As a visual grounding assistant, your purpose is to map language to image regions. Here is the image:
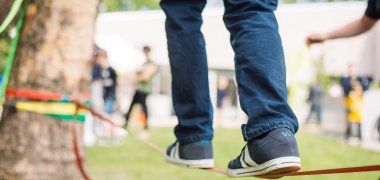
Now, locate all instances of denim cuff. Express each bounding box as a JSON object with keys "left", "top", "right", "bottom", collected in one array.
[
  {"left": 241, "top": 120, "right": 296, "bottom": 141},
  {"left": 176, "top": 133, "right": 214, "bottom": 144}
]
